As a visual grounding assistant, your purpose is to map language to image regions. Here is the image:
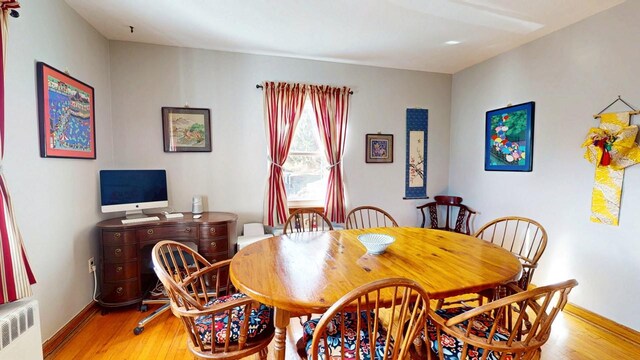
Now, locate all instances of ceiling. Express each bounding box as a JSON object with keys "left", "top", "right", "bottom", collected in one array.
[{"left": 65, "top": 0, "right": 624, "bottom": 74}]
